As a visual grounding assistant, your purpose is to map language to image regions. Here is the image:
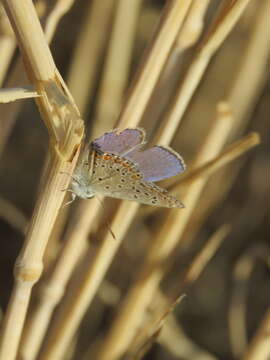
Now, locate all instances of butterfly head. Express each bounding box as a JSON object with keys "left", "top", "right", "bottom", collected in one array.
[{"left": 71, "top": 175, "right": 95, "bottom": 200}]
